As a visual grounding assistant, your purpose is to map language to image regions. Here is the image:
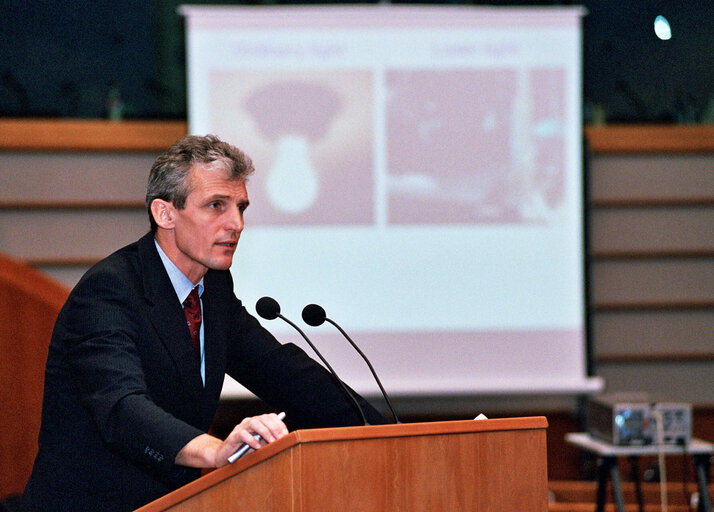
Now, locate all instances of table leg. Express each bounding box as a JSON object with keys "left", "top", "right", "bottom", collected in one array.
[
  {"left": 610, "top": 461, "right": 626, "bottom": 512},
  {"left": 629, "top": 455, "right": 644, "bottom": 512},
  {"left": 595, "top": 456, "right": 610, "bottom": 512},
  {"left": 694, "top": 453, "right": 711, "bottom": 512},
  {"left": 596, "top": 456, "right": 626, "bottom": 512}
]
